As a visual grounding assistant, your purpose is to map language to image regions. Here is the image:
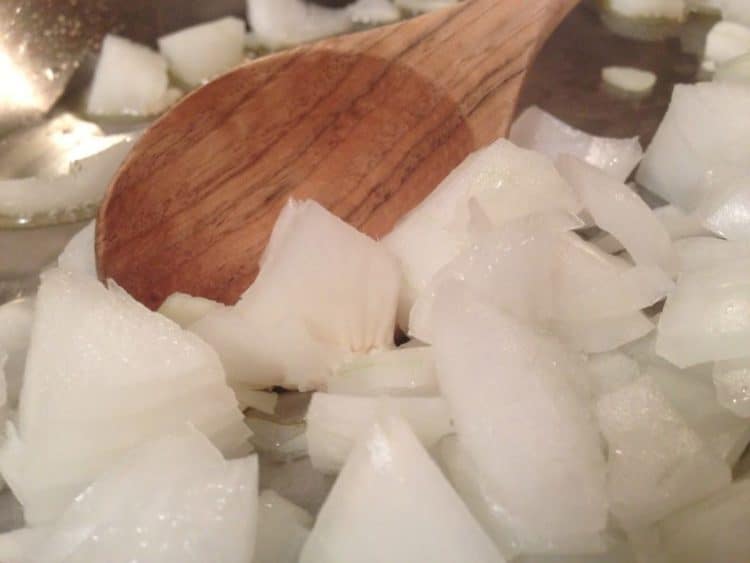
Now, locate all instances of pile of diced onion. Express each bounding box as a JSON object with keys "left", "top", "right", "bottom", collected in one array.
[{"left": 1, "top": 1, "right": 750, "bottom": 563}]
